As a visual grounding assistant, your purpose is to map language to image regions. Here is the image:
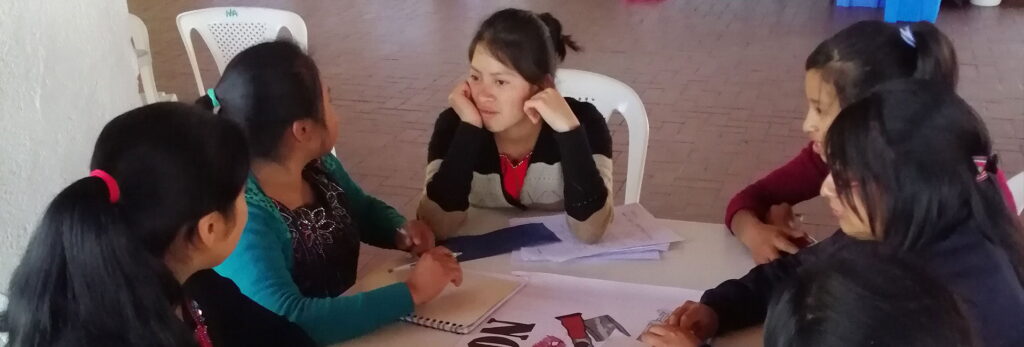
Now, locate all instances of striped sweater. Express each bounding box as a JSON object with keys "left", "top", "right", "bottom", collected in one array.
[{"left": 418, "top": 98, "right": 614, "bottom": 243}]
